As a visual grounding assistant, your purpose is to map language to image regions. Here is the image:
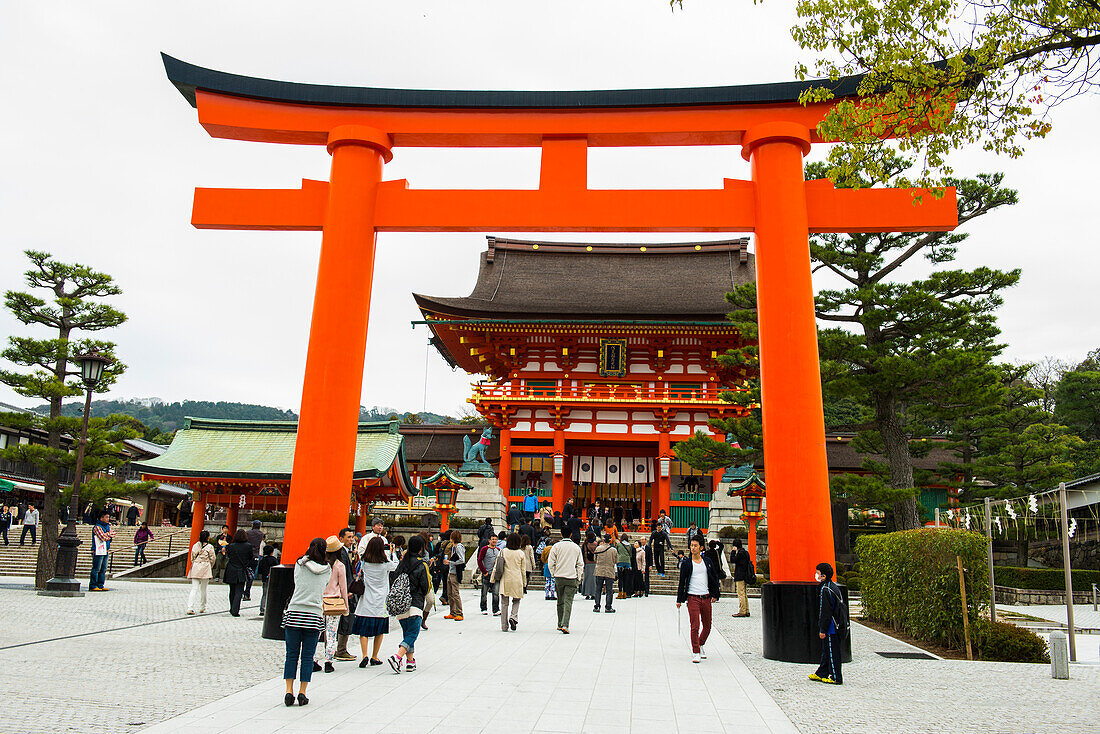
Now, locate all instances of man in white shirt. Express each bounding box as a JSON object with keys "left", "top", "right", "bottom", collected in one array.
[
  {"left": 20, "top": 505, "right": 39, "bottom": 545},
  {"left": 546, "top": 527, "right": 585, "bottom": 634},
  {"left": 356, "top": 517, "right": 389, "bottom": 558}
]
